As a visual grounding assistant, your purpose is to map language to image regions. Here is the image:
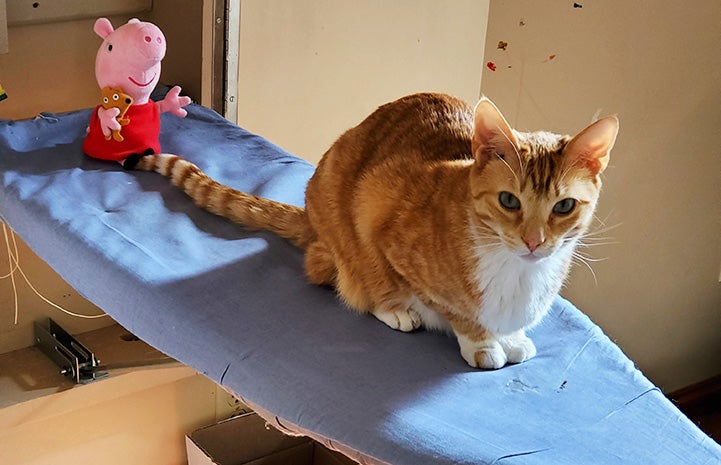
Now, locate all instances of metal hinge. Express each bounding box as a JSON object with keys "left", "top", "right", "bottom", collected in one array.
[
  {"left": 34, "top": 318, "right": 107, "bottom": 384},
  {"left": 34, "top": 318, "right": 177, "bottom": 385}
]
